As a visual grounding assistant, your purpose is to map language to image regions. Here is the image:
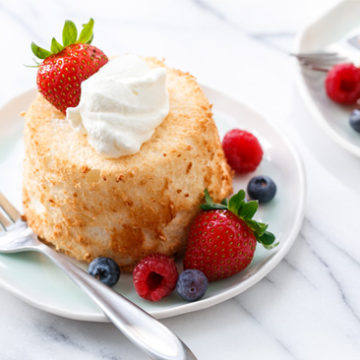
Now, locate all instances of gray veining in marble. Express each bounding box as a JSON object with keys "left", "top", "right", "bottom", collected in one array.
[{"left": 1, "top": 0, "right": 360, "bottom": 359}]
